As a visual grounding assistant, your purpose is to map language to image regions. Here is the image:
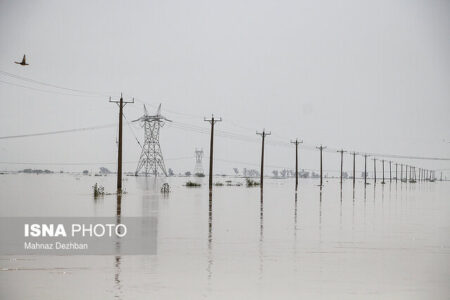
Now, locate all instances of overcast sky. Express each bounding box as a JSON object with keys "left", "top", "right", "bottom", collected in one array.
[{"left": 0, "top": 0, "right": 449, "bottom": 176}]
